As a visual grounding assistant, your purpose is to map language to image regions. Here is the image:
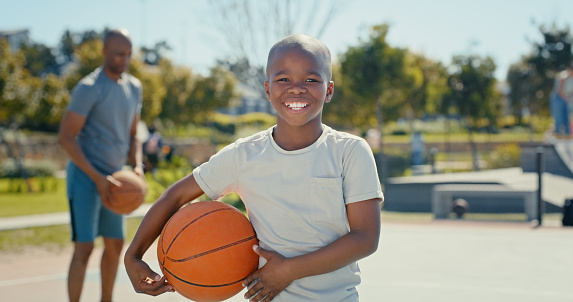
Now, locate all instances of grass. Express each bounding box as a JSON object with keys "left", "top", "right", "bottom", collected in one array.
[
  {"left": 0, "top": 217, "right": 144, "bottom": 253},
  {"left": 0, "top": 172, "right": 178, "bottom": 218},
  {"left": 0, "top": 177, "right": 69, "bottom": 217},
  {"left": 0, "top": 210, "right": 564, "bottom": 253}
]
